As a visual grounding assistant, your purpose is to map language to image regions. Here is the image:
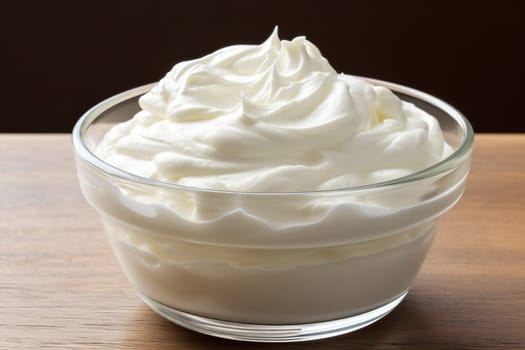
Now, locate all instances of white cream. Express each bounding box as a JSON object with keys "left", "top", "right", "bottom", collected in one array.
[
  {"left": 78, "top": 28, "right": 469, "bottom": 326},
  {"left": 96, "top": 27, "right": 451, "bottom": 193}
]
